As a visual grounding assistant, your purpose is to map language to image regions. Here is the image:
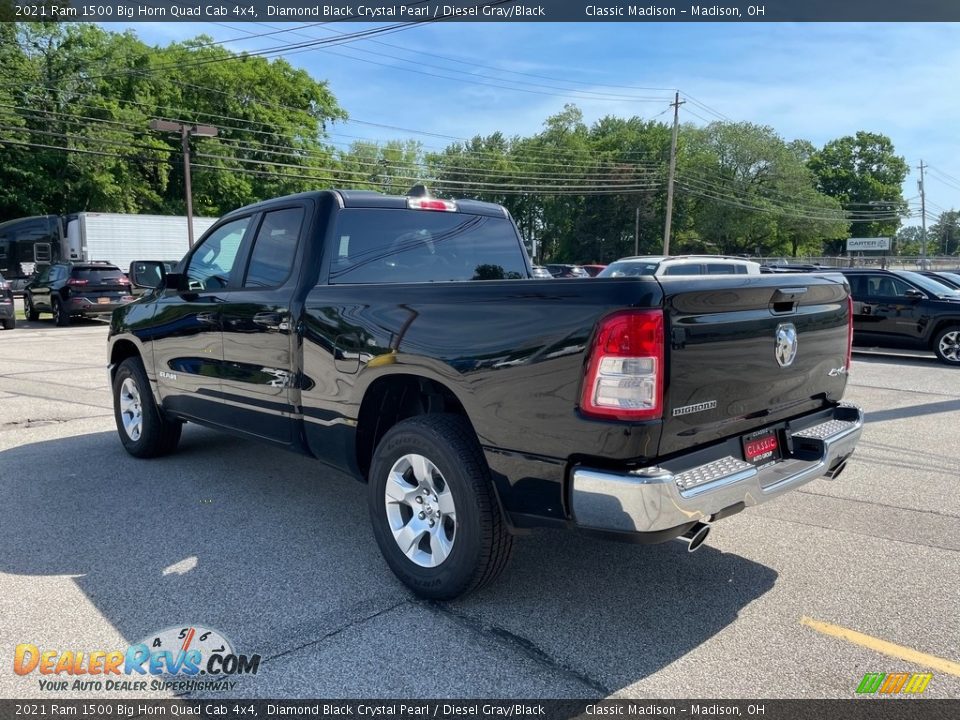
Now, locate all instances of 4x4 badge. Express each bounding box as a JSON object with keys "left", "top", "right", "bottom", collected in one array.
[{"left": 775, "top": 323, "right": 798, "bottom": 367}]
